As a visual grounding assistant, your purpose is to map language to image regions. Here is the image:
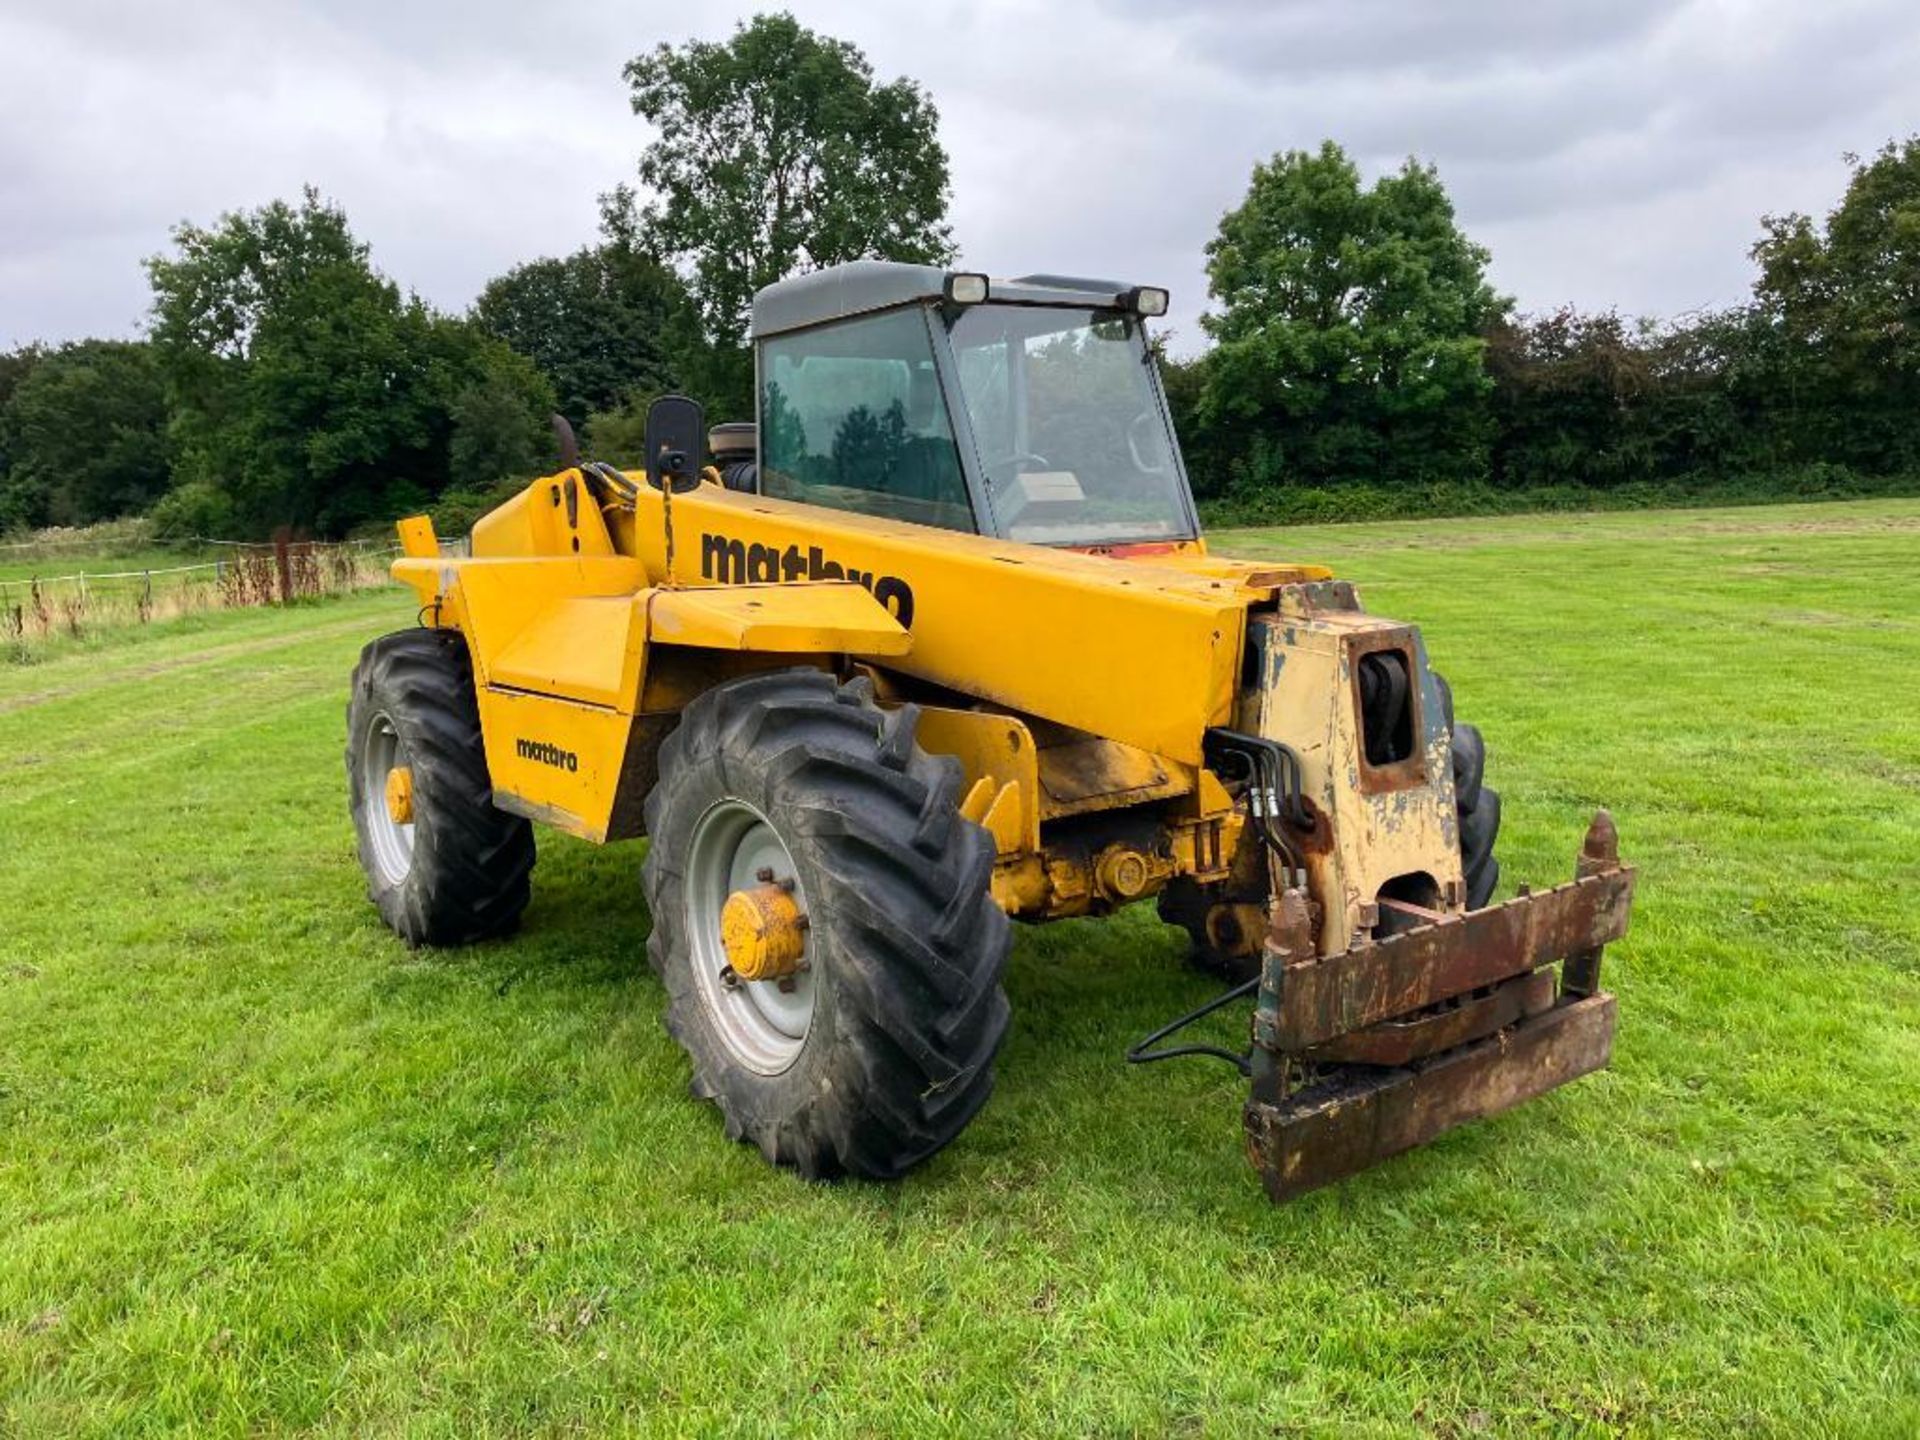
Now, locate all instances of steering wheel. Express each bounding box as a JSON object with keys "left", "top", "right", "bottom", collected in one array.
[
  {"left": 1125, "top": 410, "right": 1168, "bottom": 474},
  {"left": 988, "top": 450, "right": 1052, "bottom": 475}
]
